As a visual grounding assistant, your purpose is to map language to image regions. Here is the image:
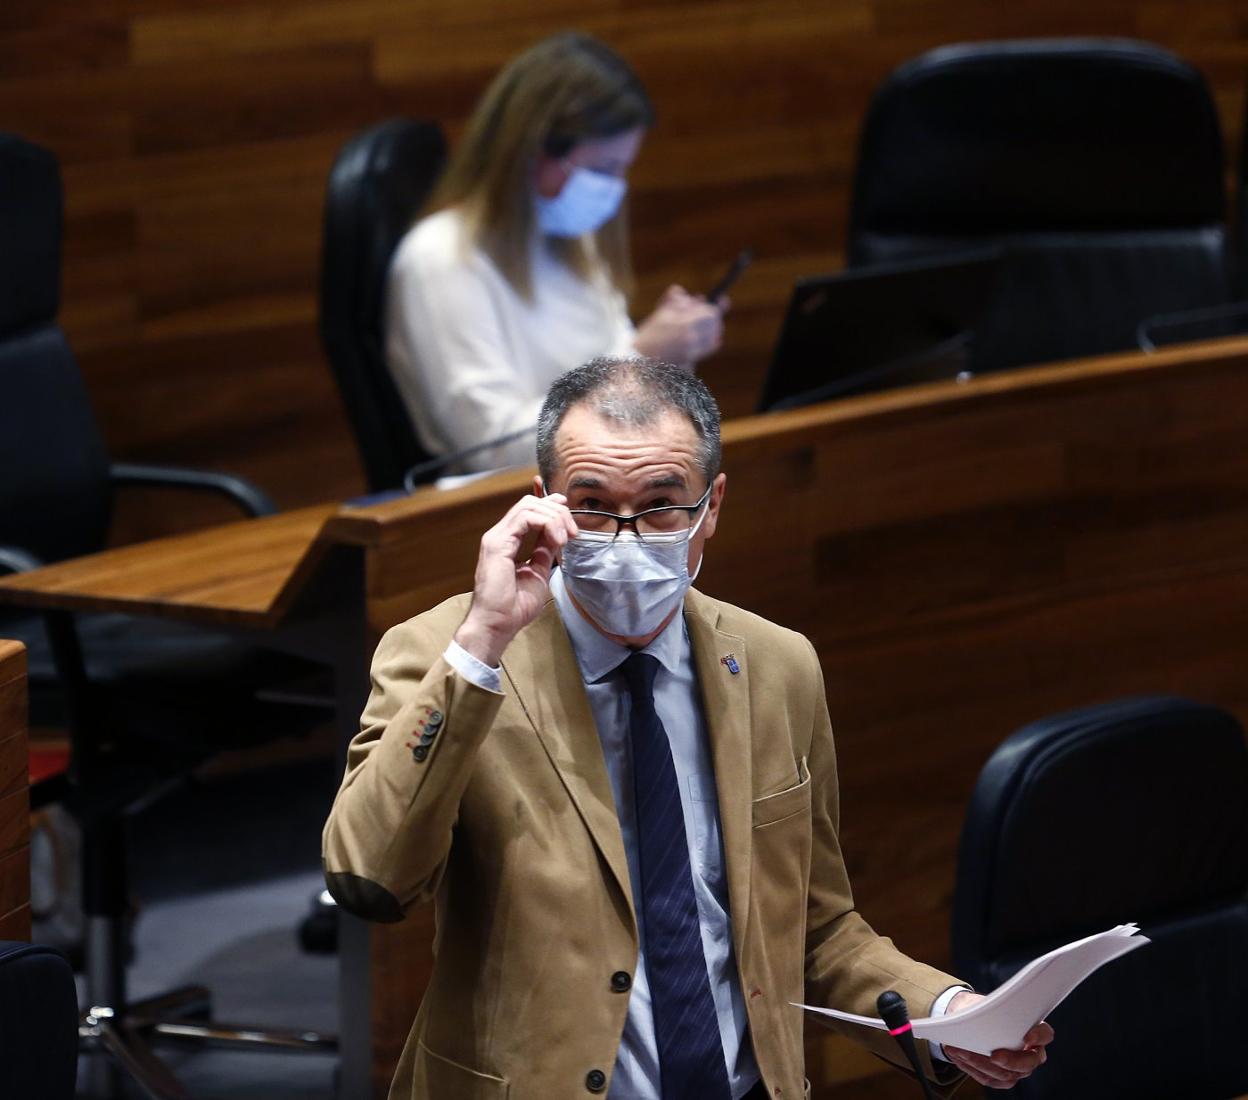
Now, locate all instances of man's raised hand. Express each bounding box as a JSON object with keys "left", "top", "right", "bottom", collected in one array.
[{"left": 453, "top": 493, "right": 578, "bottom": 667}]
